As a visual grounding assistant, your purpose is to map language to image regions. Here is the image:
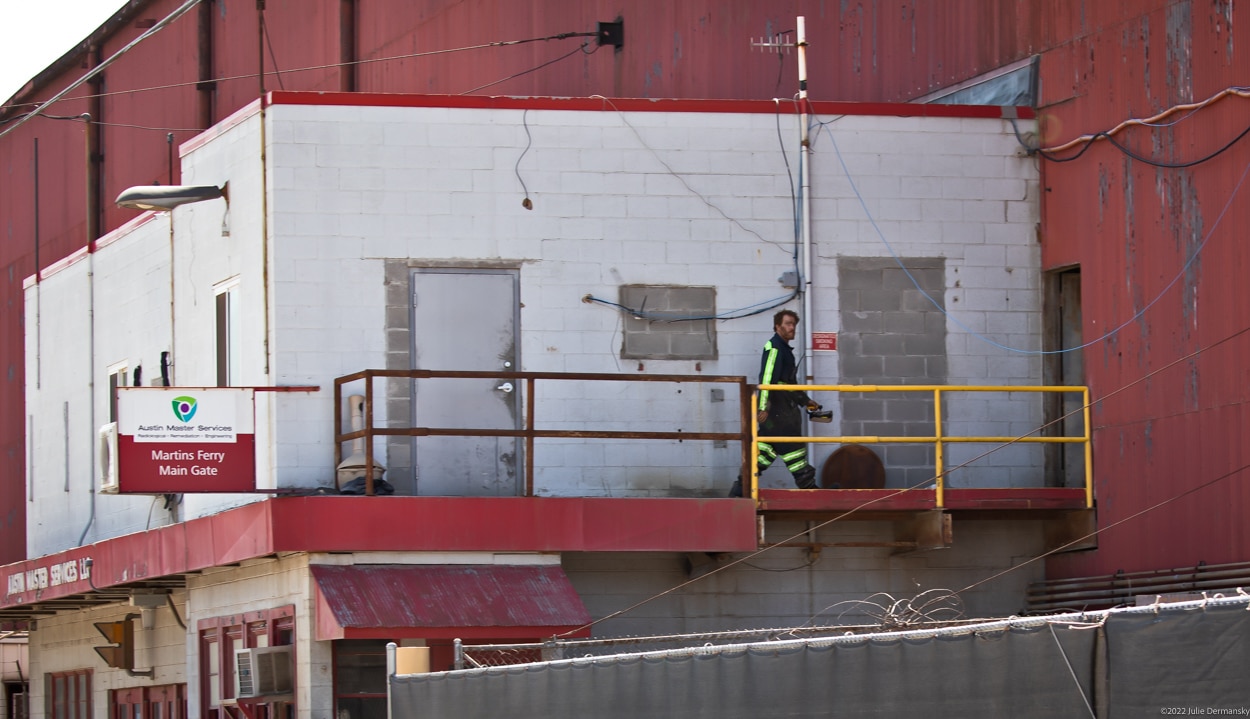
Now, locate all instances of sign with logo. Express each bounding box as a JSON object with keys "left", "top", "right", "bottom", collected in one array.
[{"left": 117, "top": 388, "right": 256, "bottom": 493}]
